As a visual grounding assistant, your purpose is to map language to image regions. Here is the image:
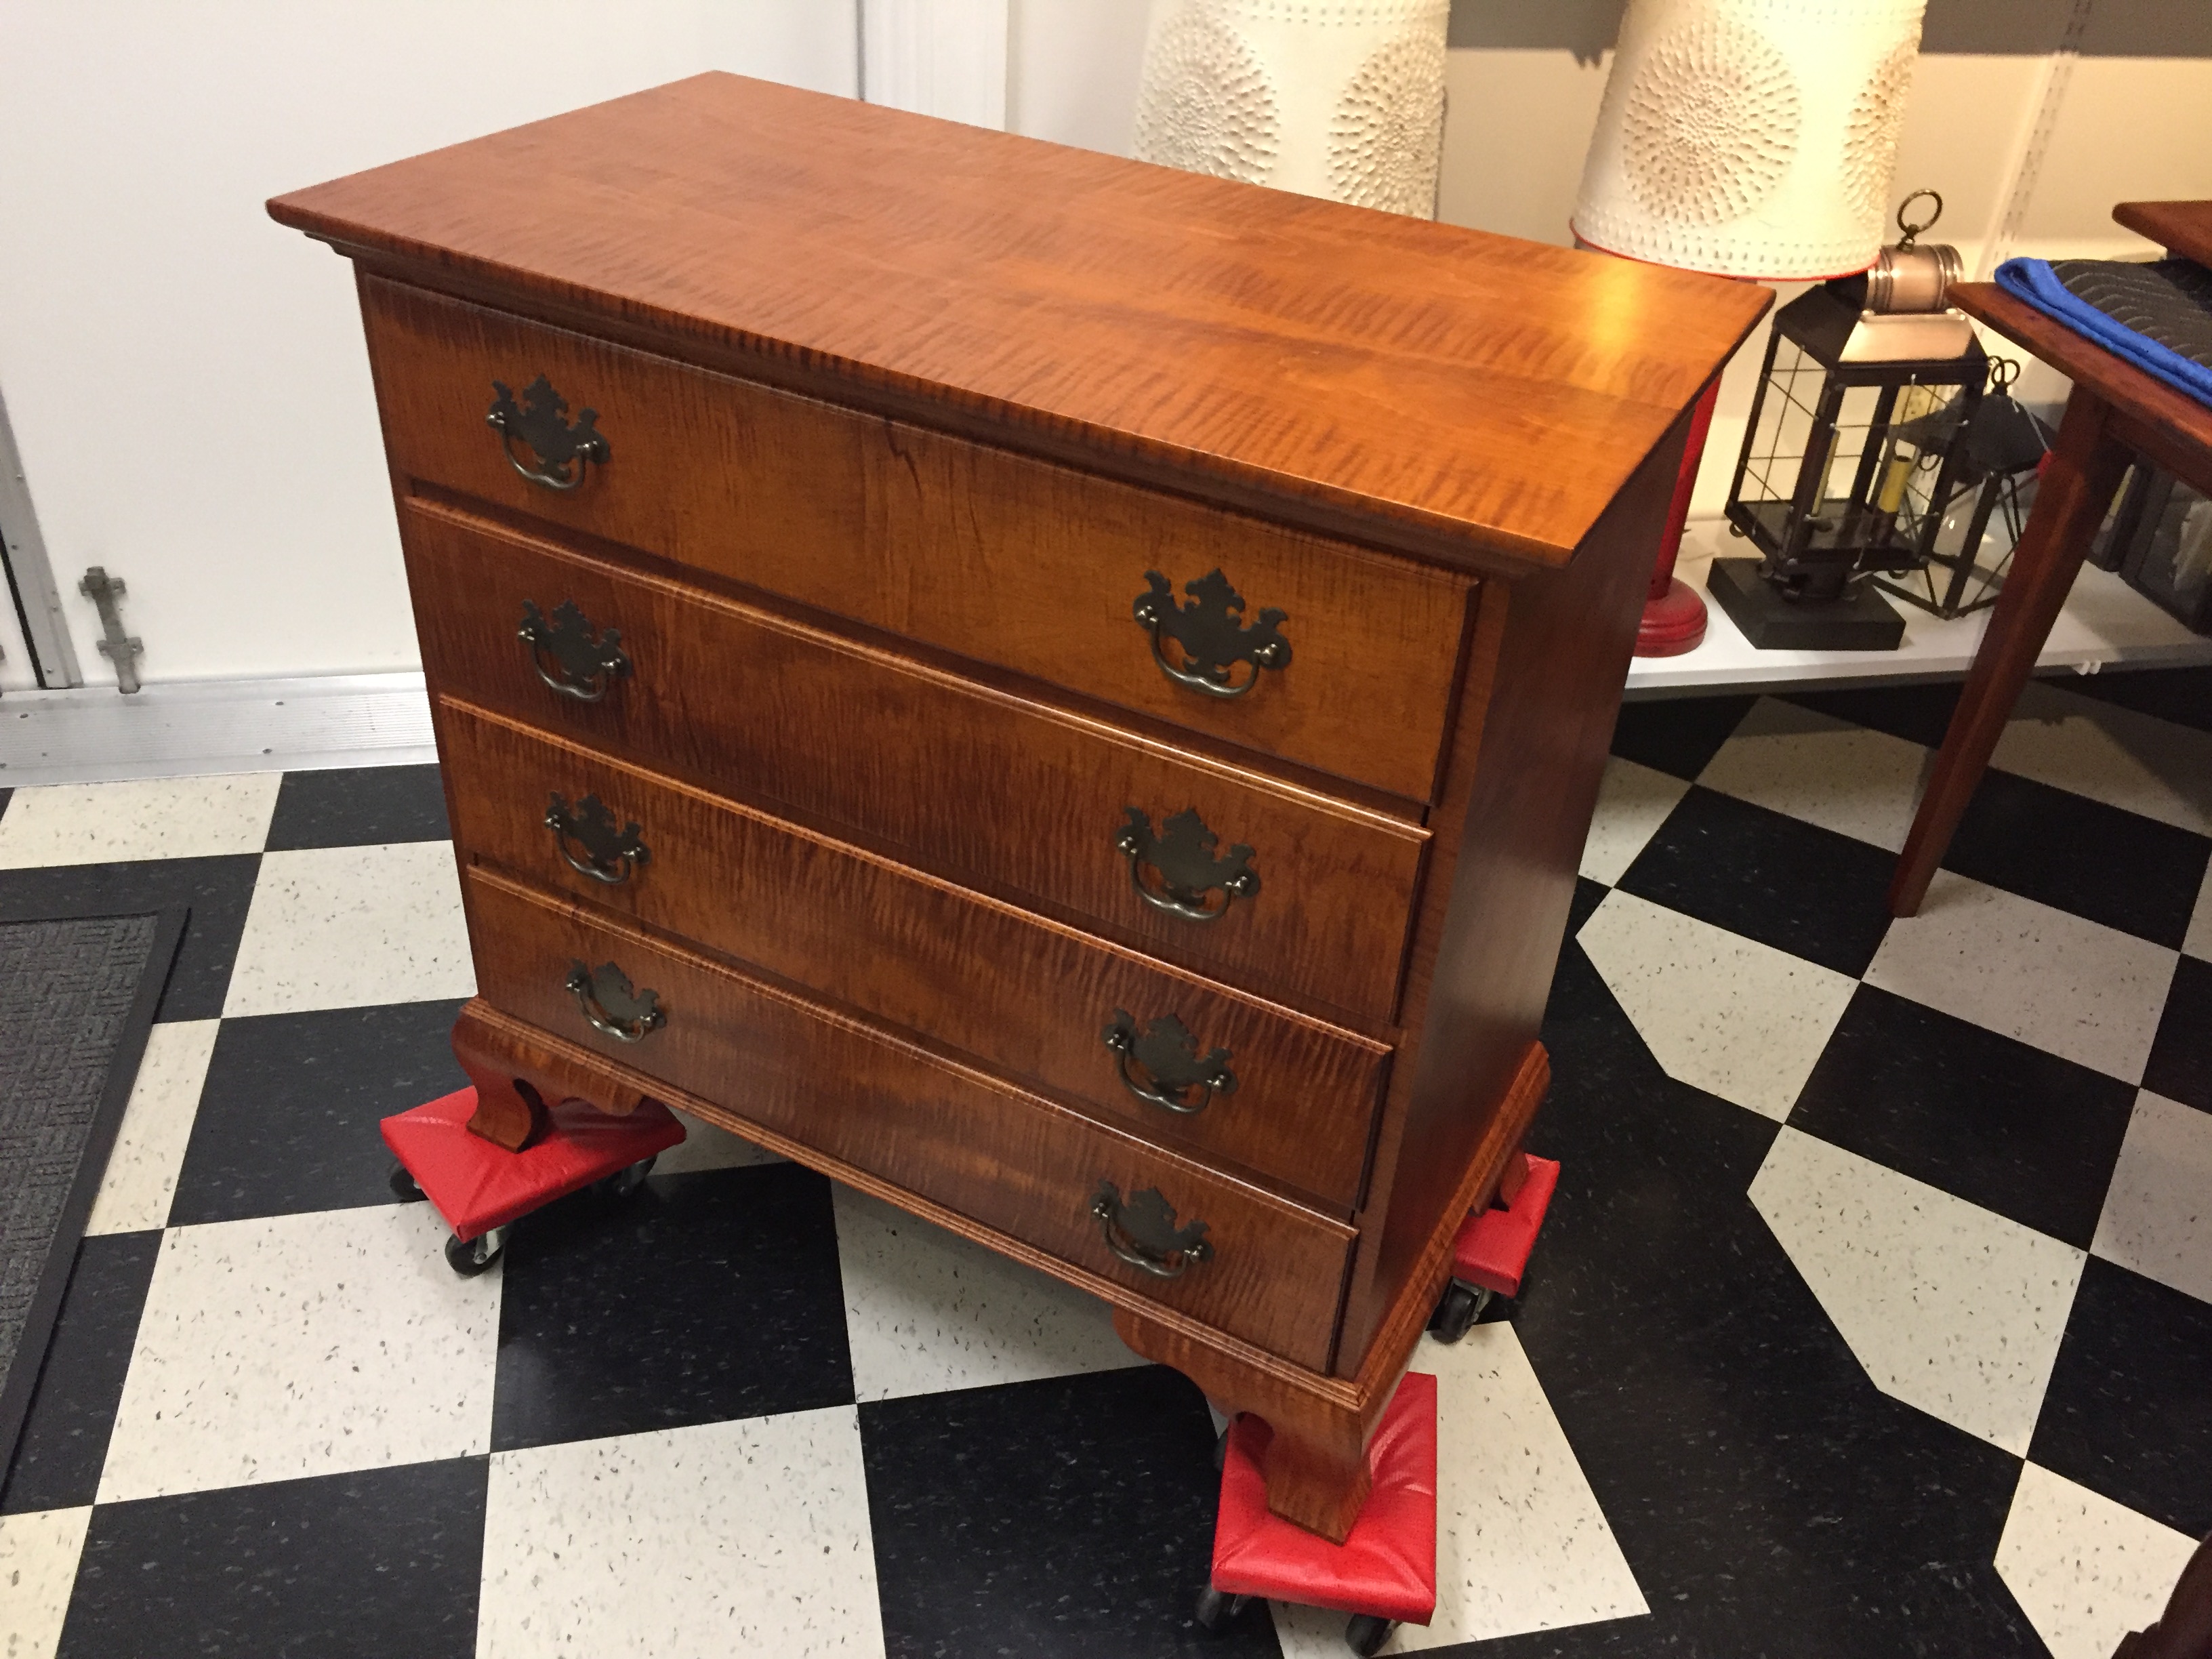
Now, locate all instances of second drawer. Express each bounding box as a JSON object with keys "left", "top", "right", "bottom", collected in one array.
[{"left": 440, "top": 699, "right": 1390, "bottom": 1210}]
